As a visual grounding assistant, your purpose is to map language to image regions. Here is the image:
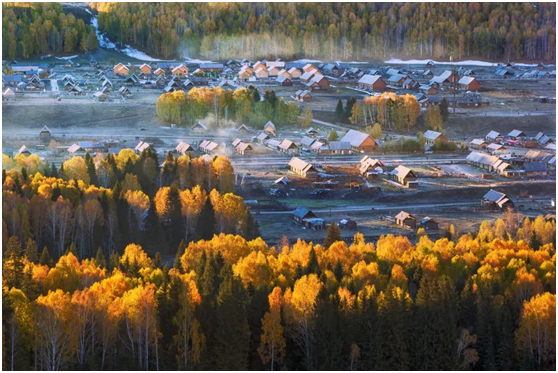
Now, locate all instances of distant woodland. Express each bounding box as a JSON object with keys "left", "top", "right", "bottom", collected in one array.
[
  {"left": 90, "top": 2, "right": 556, "bottom": 61},
  {"left": 2, "top": 2, "right": 98, "bottom": 60},
  {"left": 2, "top": 149, "right": 557, "bottom": 371}
]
